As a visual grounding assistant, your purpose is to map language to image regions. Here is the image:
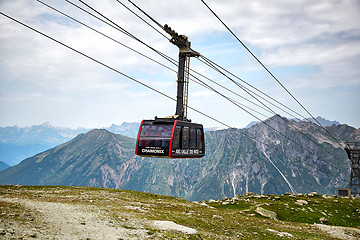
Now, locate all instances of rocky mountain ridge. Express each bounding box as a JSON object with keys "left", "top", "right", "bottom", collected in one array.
[{"left": 0, "top": 115, "right": 357, "bottom": 201}]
